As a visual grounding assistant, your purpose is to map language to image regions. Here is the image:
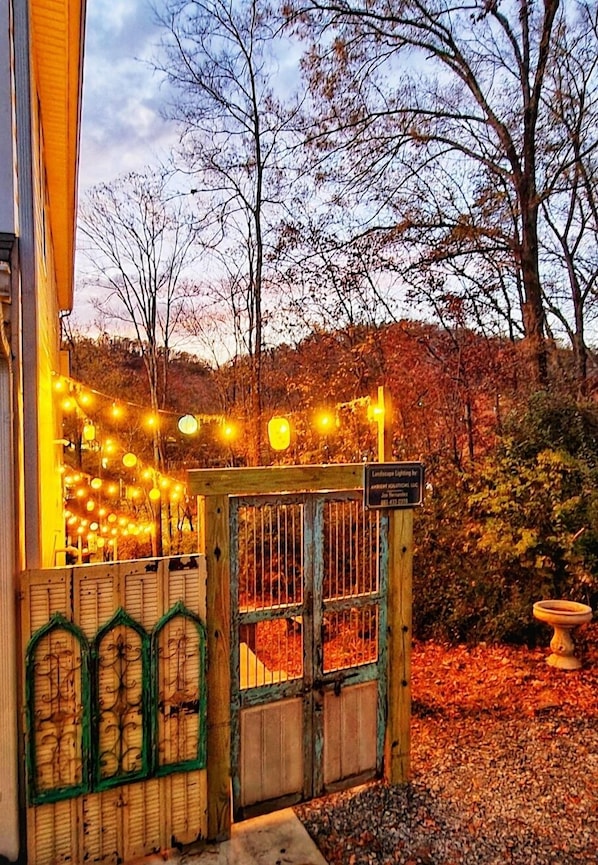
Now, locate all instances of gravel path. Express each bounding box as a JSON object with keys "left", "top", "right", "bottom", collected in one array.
[
  {"left": 295, "top": 714, "right": 598, "bottom": 864},
  {"left": 294, "top": 634, "right": 598, "bottom": 865}
]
